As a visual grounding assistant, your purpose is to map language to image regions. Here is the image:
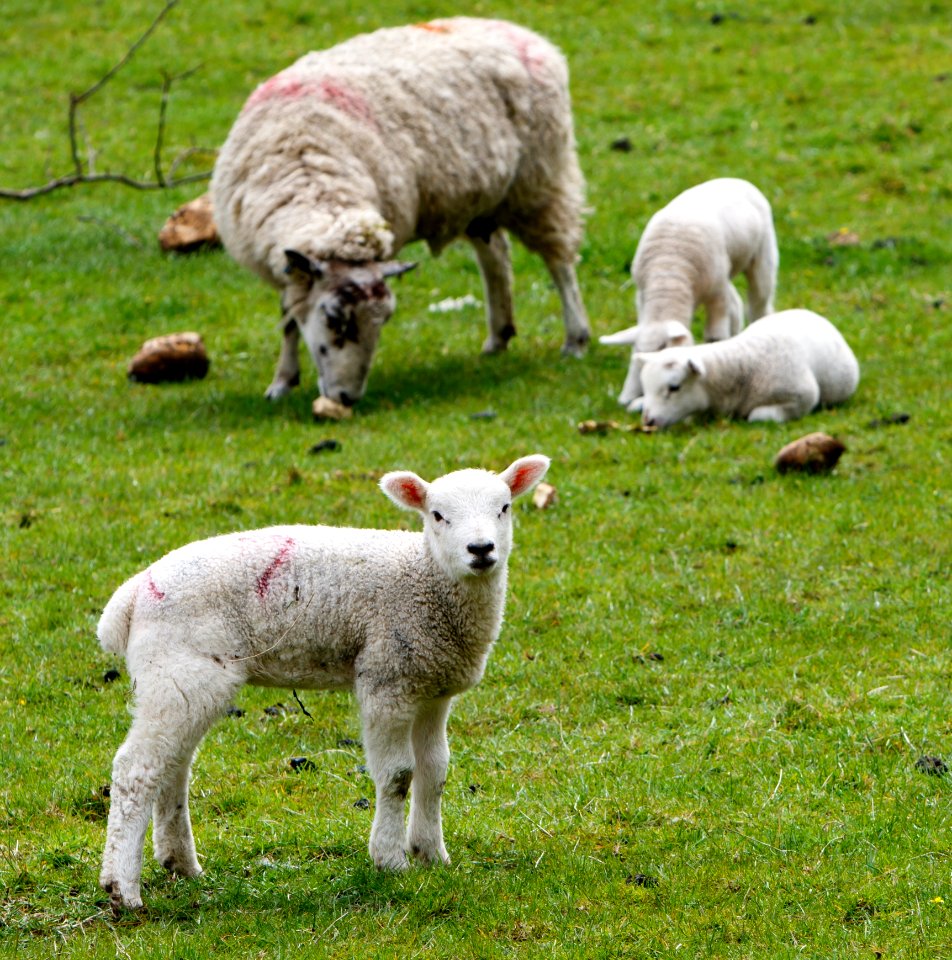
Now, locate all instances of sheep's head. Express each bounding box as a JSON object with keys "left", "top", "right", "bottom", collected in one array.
[
  {"left": 379, "top": 455, "right": 550, "bottom": 581},
  {"left": 637, "top": 350, "right": 709, "bottom": 428},
  {"left": 285, "top": 251, "right": 417, "bottom": 407}
]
